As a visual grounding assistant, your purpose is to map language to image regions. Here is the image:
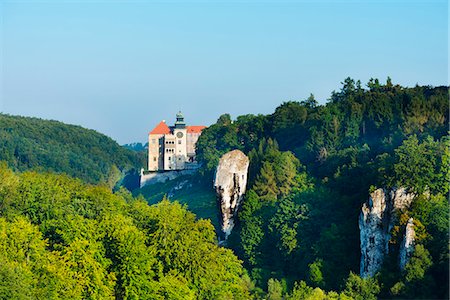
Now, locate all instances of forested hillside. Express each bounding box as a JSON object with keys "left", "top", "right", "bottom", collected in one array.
[
  {"left": 0, "top": 78, "right": 448, "bottom": 299},
  {"left": 0, "top": 114, "right": 145, "bottom": 185},
  {"left": 195, "top": 78, "right": 449, "bottom": 299},
  {"left": 0, "top": 166, "right": 401, "bottom": 299},
  {"left": 0, "top": 165, "right": 251, "bottom": 299}
]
